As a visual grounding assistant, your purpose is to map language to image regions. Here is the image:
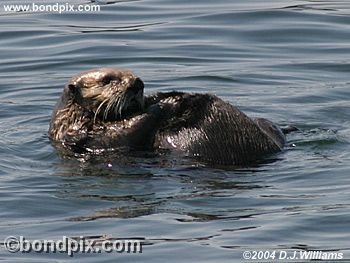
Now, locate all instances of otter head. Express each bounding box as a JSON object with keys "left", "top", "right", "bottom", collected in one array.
[{"left": 65, "top": 68, "right": 144, "bottom": 122}]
